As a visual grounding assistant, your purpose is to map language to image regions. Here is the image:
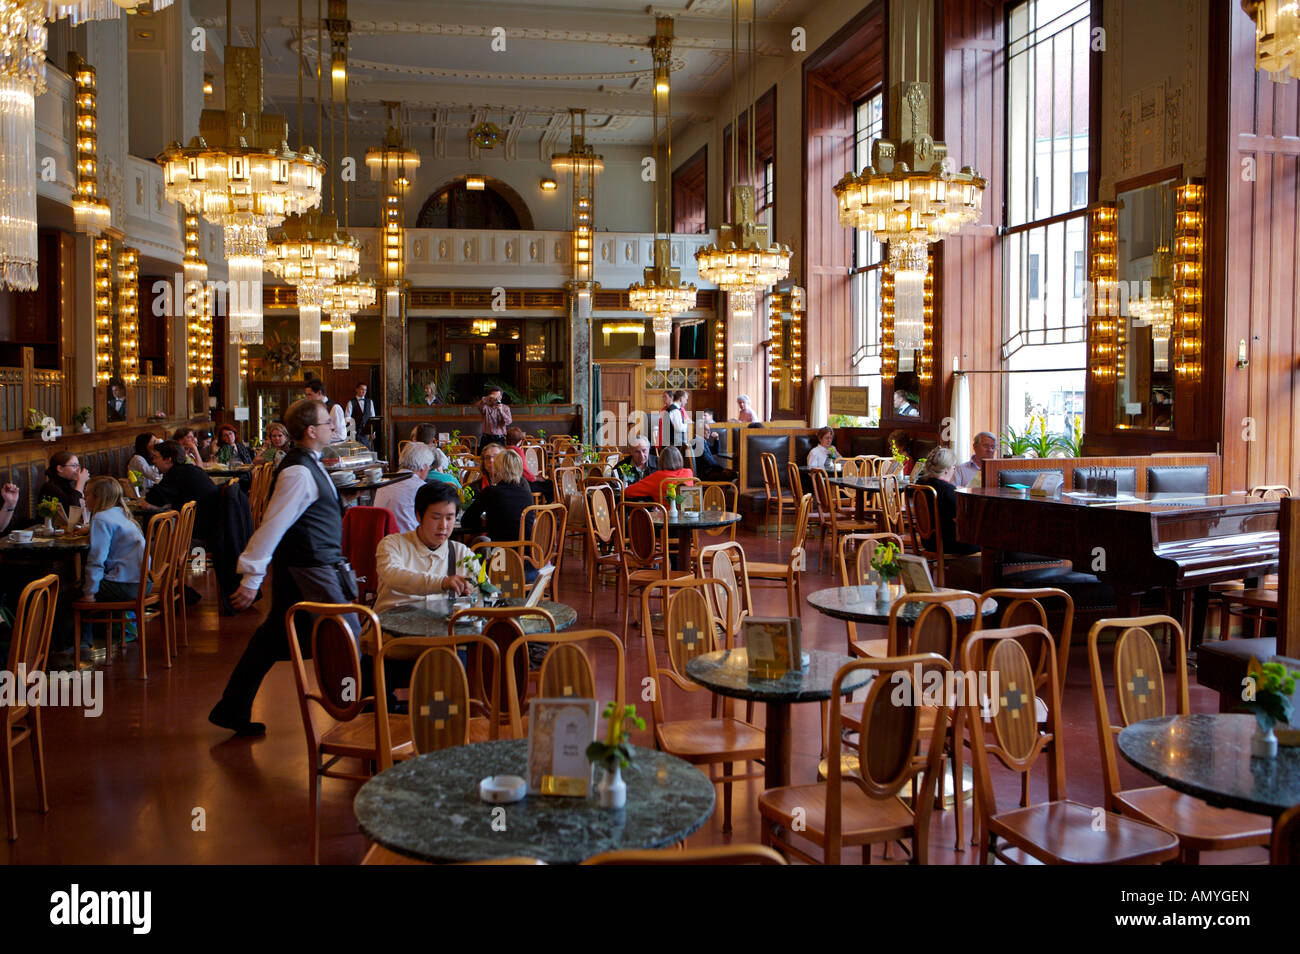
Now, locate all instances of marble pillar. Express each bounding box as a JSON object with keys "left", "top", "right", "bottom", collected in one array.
[{"left": 570, "top": 287, "right": 592, "bottom": 443}]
